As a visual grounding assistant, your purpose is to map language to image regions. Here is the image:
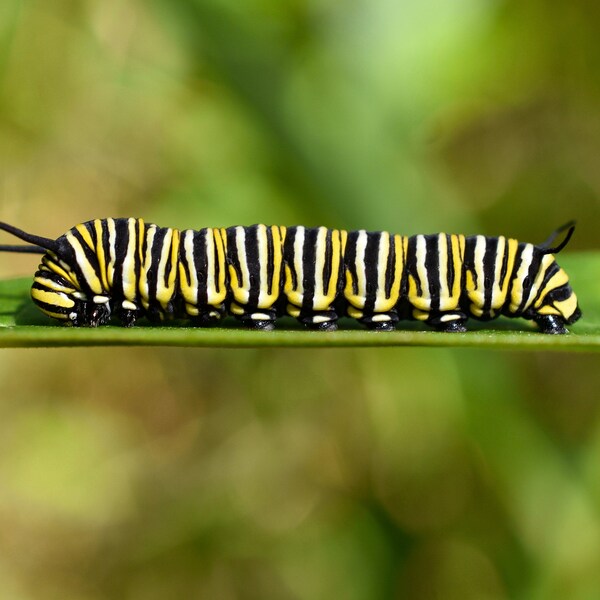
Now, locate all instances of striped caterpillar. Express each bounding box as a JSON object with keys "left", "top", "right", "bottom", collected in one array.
[{"left": 0, "top": 218, "right": 581, "bottom": 333}]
